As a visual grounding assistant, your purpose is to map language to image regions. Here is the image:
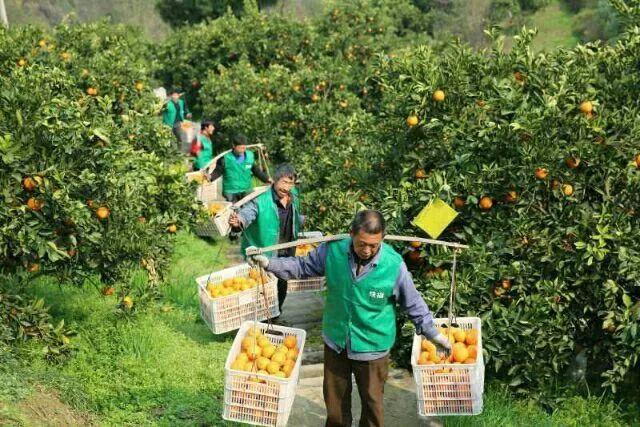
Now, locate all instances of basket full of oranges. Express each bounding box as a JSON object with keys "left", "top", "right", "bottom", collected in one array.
[
  {"left": 196, "top": 264, "right": 280, "bottom": 334},
  {"left": 411, "top": 317, "right": 484, "bottom": 416},
  {"left": 223, "top": 321, "right": 306, "bottom": 427},
  {"left": 287, "top": 231, "right": 326, "bottom": 293},
  {"left": 194, "top": 201, "right": 232, "bottom": 237}
]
